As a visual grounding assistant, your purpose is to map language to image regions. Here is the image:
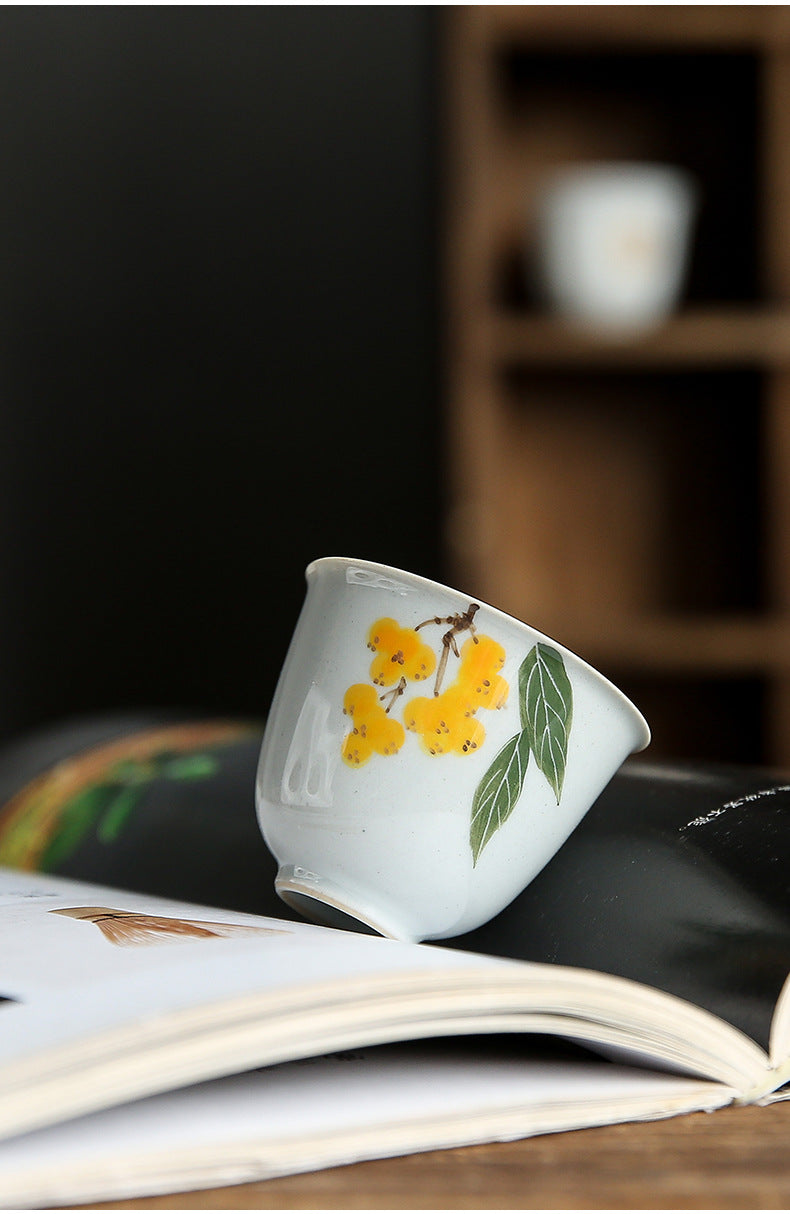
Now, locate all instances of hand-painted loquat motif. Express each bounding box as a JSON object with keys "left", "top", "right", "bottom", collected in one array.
[
  {"left": 341, "top": 683, "right": 406, "bottom": 767},
  {"left": 367, "top": 619, "right": 436, "bottom": 687},
  {"left": 405, "top": 687, "right": 487, "bottom": 757},
  {"left": 340, "top": 605, "right": 575, "bottom": 866},
  {"left": 415, "top": 602, "right": 481, "bottom": 697},
  {"left": 405, "top": 636, "right": 507, "bottom": 756},
  {"left": 341, "top": 604, "right": 508, "bottom": 768}
]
